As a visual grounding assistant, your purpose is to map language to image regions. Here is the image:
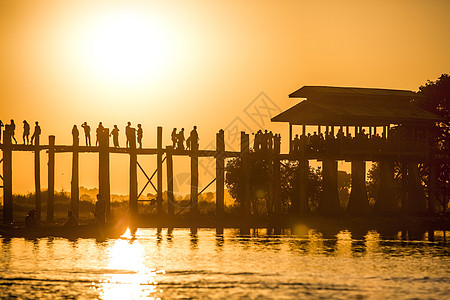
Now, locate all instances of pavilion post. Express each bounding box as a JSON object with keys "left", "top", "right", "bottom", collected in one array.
[
  {"left": 289, "top": 123, "right": 292, "bottom": 153},
  {"left": 319, "top": 159, "right": 341, "bottom": 214},
  {"left": 2, "top": 130, "right": 13, "bottom": 224},
  {"left": 47, "top": 135, "right": 55, "bottom": 222},
  {"left": 216, "top": 129, "right": 225, "bottom": 217},
  {"left": 157, "top": 126, "right": 163, "bottom": 214},
  {"left": 374, "top": 160, "right": 397, "bottom": 212},
  {"left": 347, "top": 160, "right": 369, "bottom": 214}
]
